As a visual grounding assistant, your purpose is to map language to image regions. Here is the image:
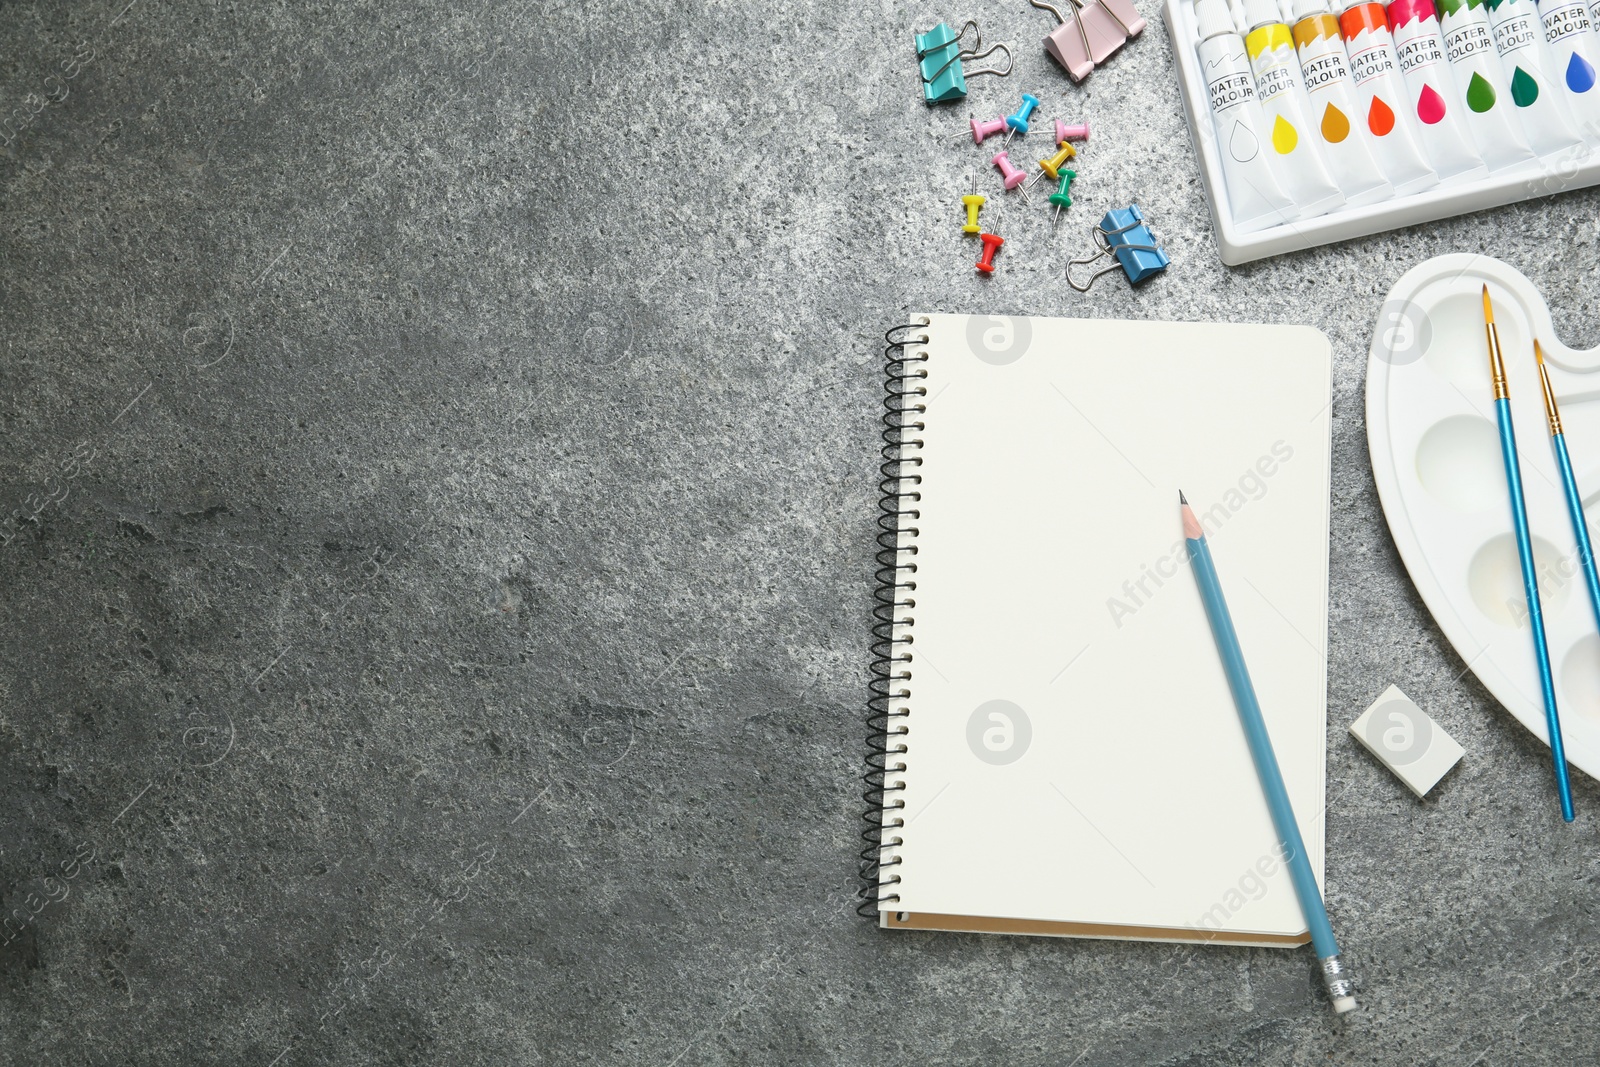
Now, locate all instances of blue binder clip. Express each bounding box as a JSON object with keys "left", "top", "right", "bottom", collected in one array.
[
  {"left": 1066, "top": 205, "right": 1169, "bottom": 291},
  {"left": 915, "top": 20, "right": 1012, "bottom": 105}
]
